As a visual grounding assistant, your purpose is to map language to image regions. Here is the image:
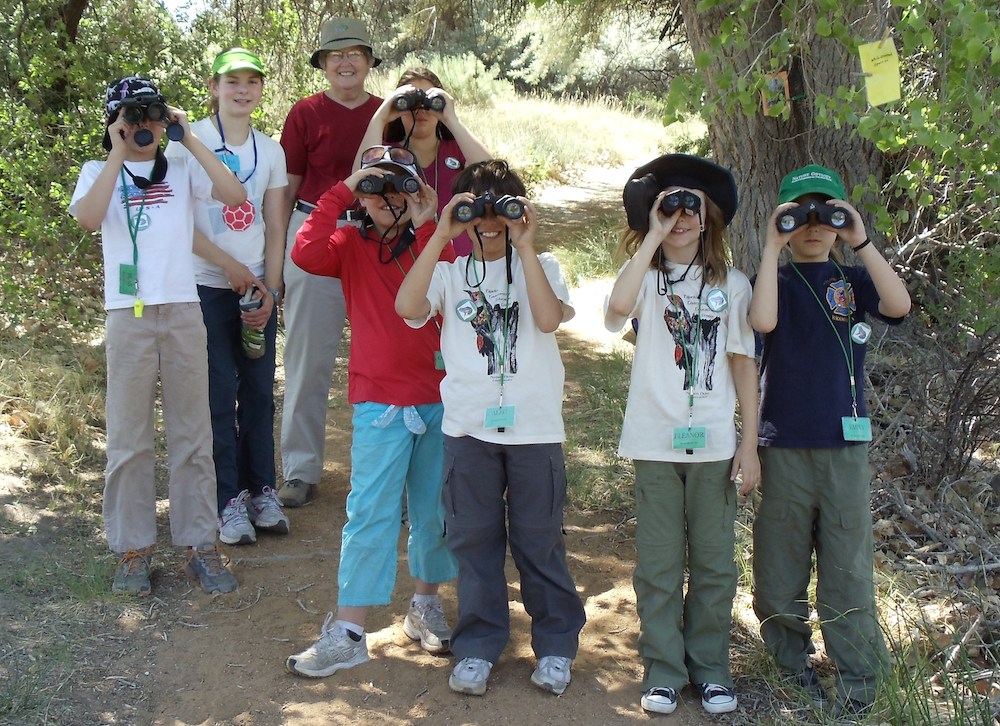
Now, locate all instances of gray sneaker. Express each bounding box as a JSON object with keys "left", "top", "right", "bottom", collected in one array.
[
  {"left": 249, "top": 487, "right": 289, "bottom": 534},
  {"left": 111, "top": 547, "right": 153, "bottom": 596},
  {"left": 403, "top": 599, "right": 451, "bottom": 653},
  {"left": 531, "top": 655, "right": 572, "bottom": 695},
  {"left": 449, "top": 657, "right": 492, "bottom": 696},
  {"left": 286, "top": 613, "right": 370, "bottom": 678},
  {"left": 276, "top": 479, "right": 316, "bottom": 508},
  {"left": 185, "top": 543, "right": 238, "bottom": 594},
  {"left": 219, "top": 490, "right": 256, "bottom": 545}
]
